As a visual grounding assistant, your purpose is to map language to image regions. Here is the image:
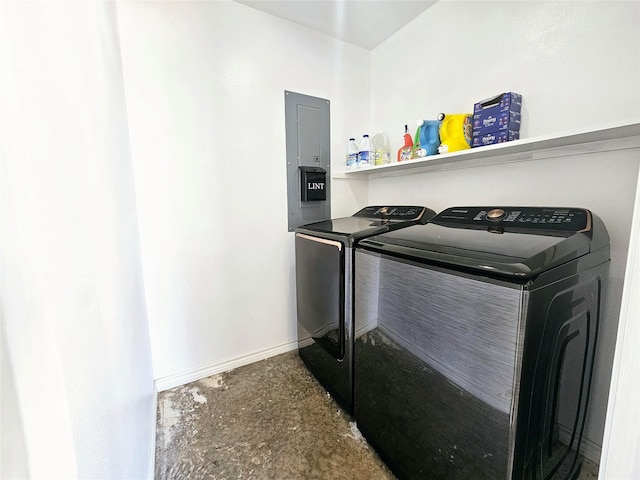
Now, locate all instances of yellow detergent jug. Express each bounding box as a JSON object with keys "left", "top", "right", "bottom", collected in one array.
[{"left": 437, "top": 113, "right": 473, "bottom": 153}]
